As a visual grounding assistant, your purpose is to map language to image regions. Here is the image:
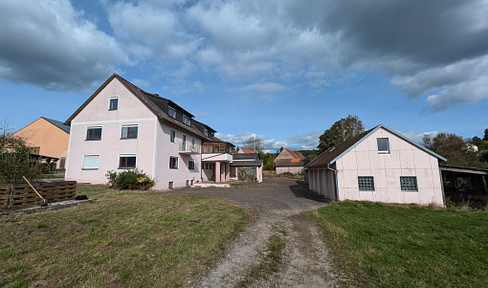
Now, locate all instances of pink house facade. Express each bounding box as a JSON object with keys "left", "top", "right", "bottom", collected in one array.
[
  {"left": 65, "top": 74, "right": 233, "bottom": 190},
  {"left": 306, "top": 125, "right": 447, "bottom": 206}
]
